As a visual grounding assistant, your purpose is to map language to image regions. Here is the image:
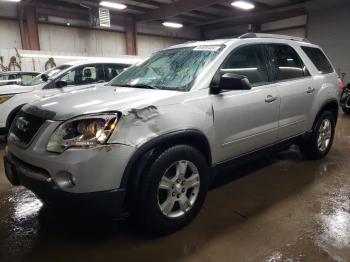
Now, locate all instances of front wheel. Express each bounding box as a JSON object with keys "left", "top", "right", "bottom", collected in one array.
[
  {"left": 134, "top": 145, "right": 209, "bottom": 235},
  {"left": 299, "top": 111, "right": 335, "bottom": 160}
]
